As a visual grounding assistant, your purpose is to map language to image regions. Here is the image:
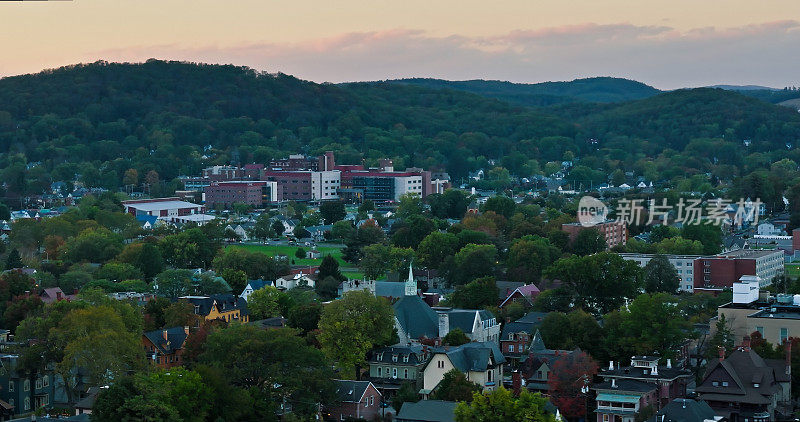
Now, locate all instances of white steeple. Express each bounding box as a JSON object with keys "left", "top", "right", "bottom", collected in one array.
[{"left": 404, "top": 262, "right": 417, "bottom": 296}]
